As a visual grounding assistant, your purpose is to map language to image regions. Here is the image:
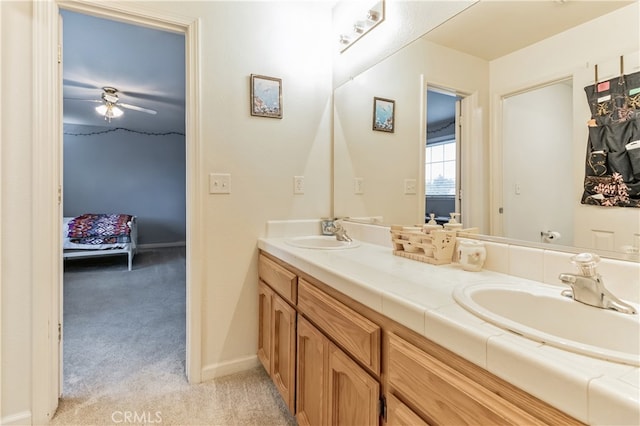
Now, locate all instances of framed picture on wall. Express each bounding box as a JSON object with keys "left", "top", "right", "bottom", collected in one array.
[
  {"left": 250, "top": 74, "right": 283, "bottom": 119},
  {"left": 372, "top": 97, "right": 395, "bottom": 132}
]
